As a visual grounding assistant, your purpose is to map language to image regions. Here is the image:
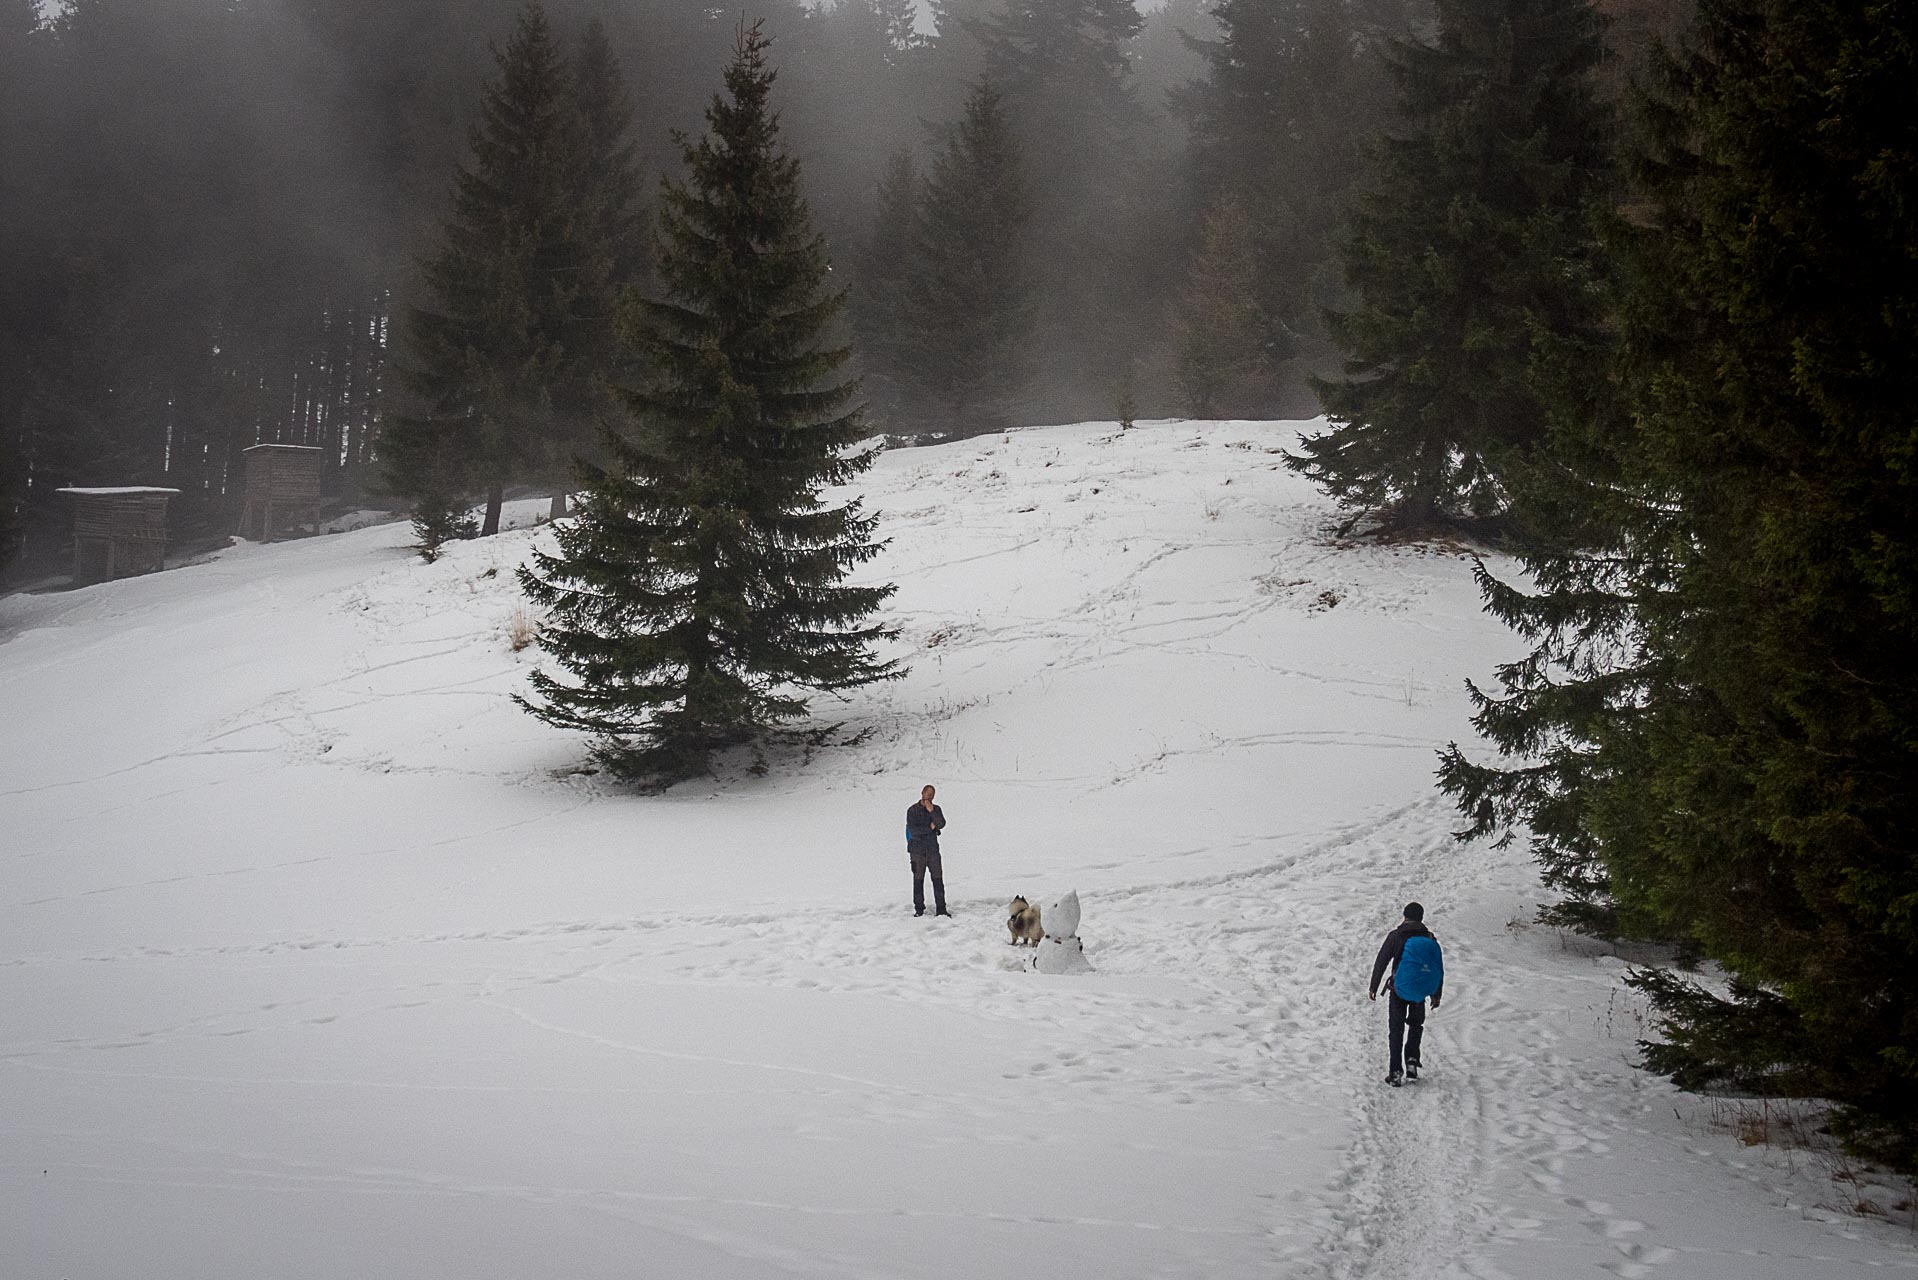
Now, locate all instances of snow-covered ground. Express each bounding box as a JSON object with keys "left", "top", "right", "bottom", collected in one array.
[{"left": 4, "top": 419, "right": 1913, "bottom": 1279}]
